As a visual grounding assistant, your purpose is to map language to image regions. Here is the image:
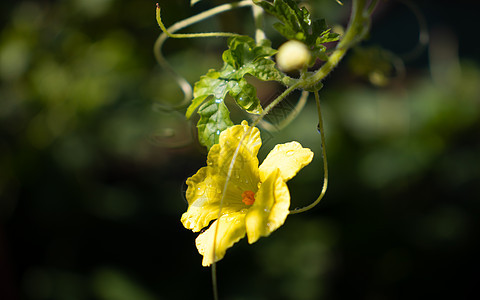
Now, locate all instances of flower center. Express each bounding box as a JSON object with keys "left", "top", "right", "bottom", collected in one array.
[{"left": 241, "top": 190, "right": 255, "bottom": 205}]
